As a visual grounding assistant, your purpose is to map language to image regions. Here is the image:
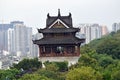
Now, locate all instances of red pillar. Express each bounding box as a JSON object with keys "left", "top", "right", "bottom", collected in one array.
[
  {"left": 77, "top": 46, "right": 80, "bottom": 56},
  {"left": 51, "top": 46, "right": 53, "bottom": 57}
]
